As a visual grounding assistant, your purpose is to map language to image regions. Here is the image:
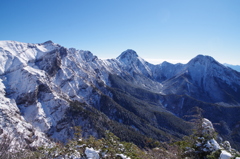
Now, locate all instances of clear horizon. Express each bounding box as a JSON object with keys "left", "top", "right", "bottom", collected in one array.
[{"left": 1, "top": 0, "right": 240, "bottom": 65}]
